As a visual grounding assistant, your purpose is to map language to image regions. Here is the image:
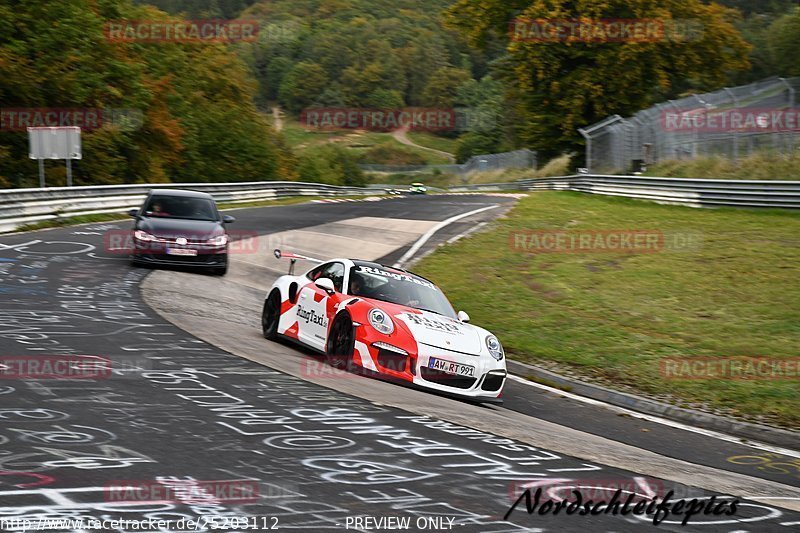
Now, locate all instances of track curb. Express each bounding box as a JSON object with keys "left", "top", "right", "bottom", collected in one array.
[{"left": 506, "top": 359, "right": 800, "bottom": 450}]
